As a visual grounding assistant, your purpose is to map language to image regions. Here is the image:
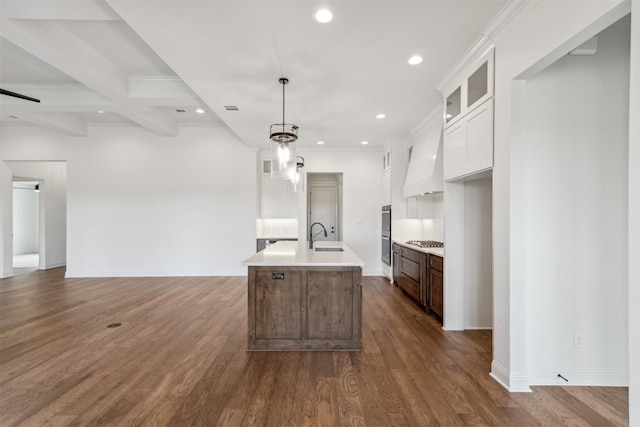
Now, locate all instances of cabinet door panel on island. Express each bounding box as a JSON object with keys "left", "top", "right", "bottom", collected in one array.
[
  {"left": 255, "top": 270, "right": 303, "bottom": 339},
  {"left": 306, "top": 271, "right": 354, "bottom": 340}
]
